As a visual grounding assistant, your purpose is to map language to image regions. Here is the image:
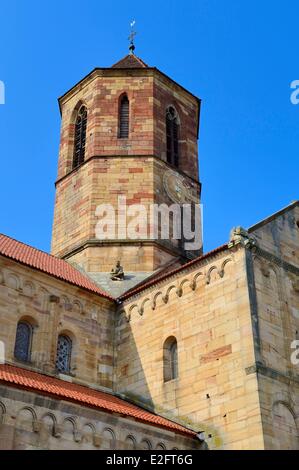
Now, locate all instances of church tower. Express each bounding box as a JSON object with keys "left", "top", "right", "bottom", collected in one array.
[{"left": 51, "top": 51, "right": 202, "bottom": 274}]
